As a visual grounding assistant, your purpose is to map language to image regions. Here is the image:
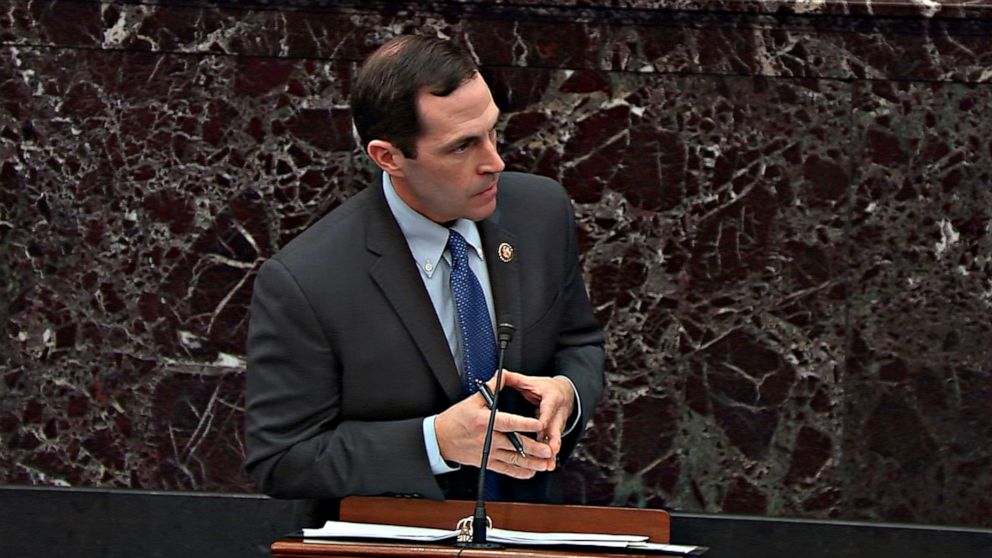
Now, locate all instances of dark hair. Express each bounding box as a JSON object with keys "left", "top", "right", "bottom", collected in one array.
[{"left": 351, "top": 35, "right": 479, "bottom": 158}]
